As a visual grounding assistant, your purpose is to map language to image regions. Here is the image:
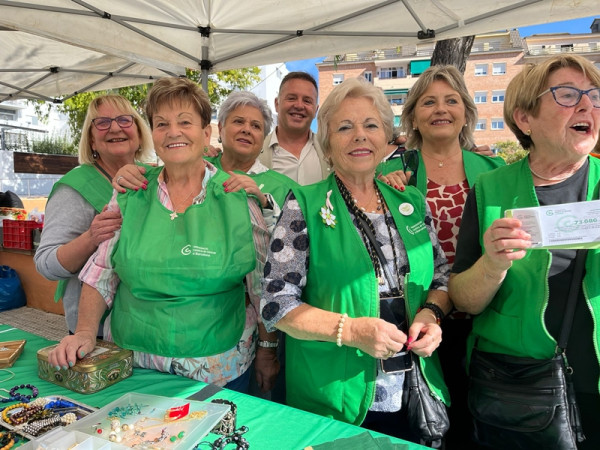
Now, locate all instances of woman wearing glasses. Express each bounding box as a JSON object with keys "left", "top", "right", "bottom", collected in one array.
[
  {"left": 449, "top": 54, "right": 600, "bottom": 448},
  {"left": 35, "top": 95, "right": 154, "bottom": 337}
]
